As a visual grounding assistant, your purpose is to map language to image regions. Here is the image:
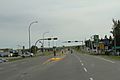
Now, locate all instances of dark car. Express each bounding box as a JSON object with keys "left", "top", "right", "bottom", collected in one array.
[
  {"left": 12, "top": 53, "right": 19, "bottom": 57},
  {"left": 9, "top": 50, "right": 19, "bottom": 57},
  {"left": 0, "top": 59, "right": 4, "bottom": 63}
]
